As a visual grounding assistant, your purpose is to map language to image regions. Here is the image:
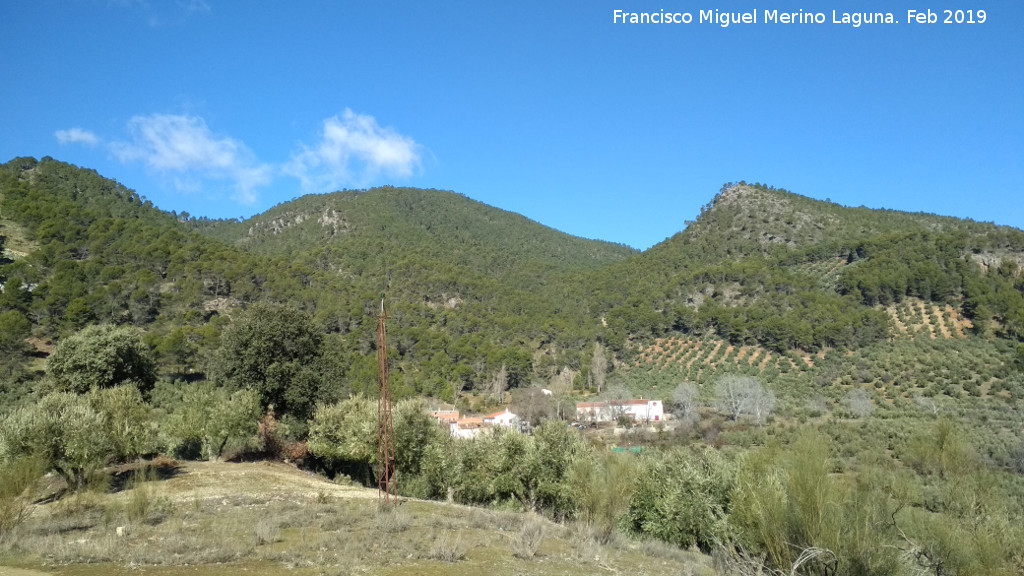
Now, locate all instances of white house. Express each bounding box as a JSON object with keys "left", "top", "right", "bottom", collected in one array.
[
  {"left": 449, "top": 417, "right": 485, "bottom": 439},
  {"left": 576, "top": 399, "right": 664, "bottom": 424},
  {"left": 483, "top": 408, "right": 520, "bottom": 427}
]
